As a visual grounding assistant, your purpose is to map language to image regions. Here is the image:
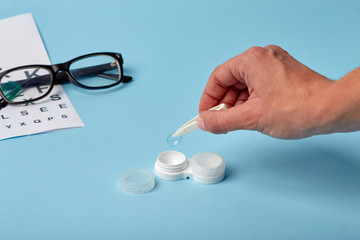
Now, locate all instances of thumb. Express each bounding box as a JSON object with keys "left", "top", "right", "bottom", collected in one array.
[{"left": 197, "top": 104, "right": 258, "bottom": 134}]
